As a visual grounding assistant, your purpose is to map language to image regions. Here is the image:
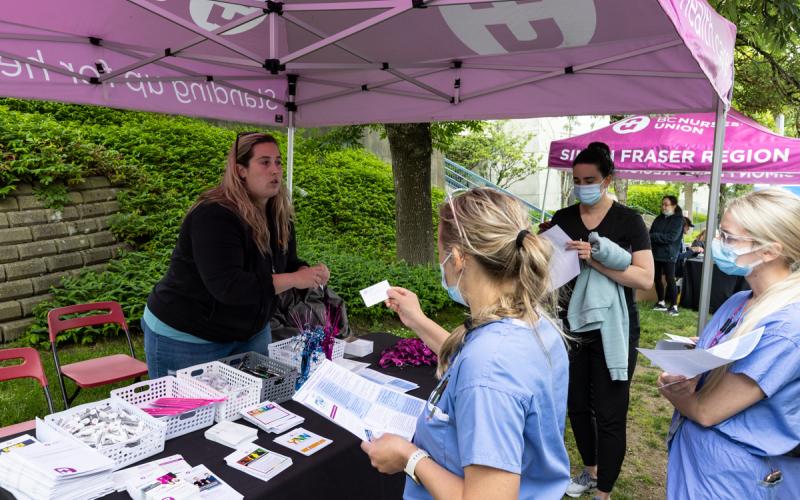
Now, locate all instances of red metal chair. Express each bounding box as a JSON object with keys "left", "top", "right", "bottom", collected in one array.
[
  {"left": 0, "top": 347, "right": 55, "bottom": 438},
  {"left": 48, "top": 301, "right": 148, "bottom": 409}
]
